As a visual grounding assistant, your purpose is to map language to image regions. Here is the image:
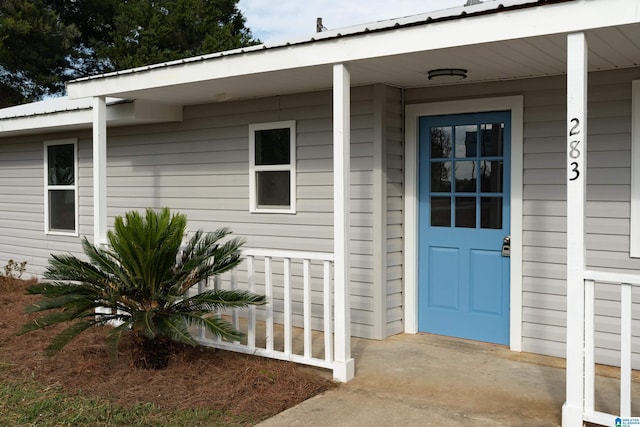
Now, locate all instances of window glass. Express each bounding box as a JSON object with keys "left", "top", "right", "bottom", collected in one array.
[
  {"left": 455, "top": 161, "right": 476, "bottom": 192},
  {"left": 255, "top": 128, "right": 290, "bottom": 165},
  {"left": 427, "top": 119, "right": 505, "bottom": 230},
  {"left": 49, "top": 190, "right": 75, "bottom": 231},
  {"left": 256, "top": 171, "right": 290, "bottom": 206},
  {"left": 455, "top": 197, "right": 476, "bottom": 228},
  {"left": 431, "top": 197, "right": 451, "bottom": 227},
  {"left": 480, "top": 123, "right": 504, "bottom": 156},
  {"left": 430, "top": 127, "right": 452, "bottom": 158},
  {"left": 455, "top": 125, "right": 477, "bottom": 158},
  {"left": 47, "top": 144, "right": 74, "bottom": 185},
  {"left": 430, "top": 161, "right": 451, "bottom": 192},
  {"left": 480, "top": 160, "right": 503, "bottom": 193},
  {"left": 481, "top": 197, "right": 502, "bottom": 229}
]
